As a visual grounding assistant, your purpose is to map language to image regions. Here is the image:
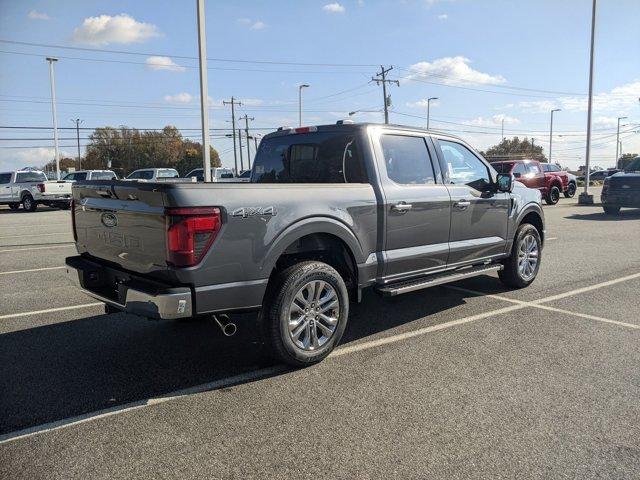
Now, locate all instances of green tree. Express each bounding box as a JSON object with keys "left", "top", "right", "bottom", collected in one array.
[
  {"left": 618, "top": 153, "right": 639, "bottom": 169},
  {"left": 481, "top": 137, "right": 548, "bottom": 163}
]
